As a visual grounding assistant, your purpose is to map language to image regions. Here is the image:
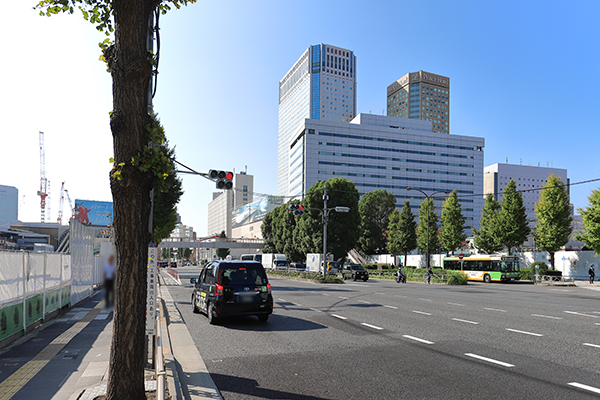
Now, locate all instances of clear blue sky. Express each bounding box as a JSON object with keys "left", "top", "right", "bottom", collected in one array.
[{"left": 2, "top": 1, "right": 599, "bottom": 236}]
